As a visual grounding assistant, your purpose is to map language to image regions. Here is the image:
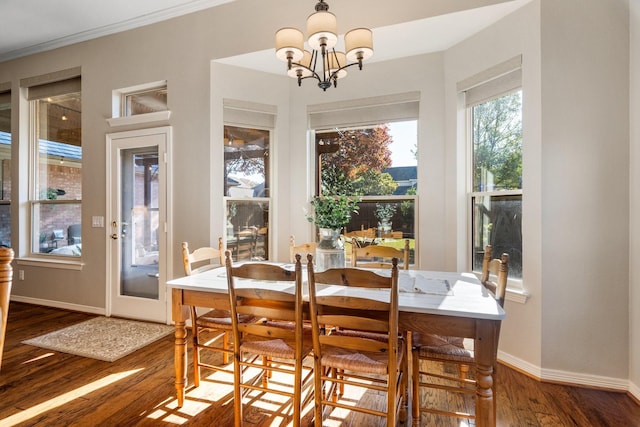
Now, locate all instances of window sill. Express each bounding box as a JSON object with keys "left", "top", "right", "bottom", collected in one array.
[
  {"left": 17, "top": 257, "right": 84, "bottom": 271},
  {"left": 106, "top": 110, "right": 171, "bottom": 127},
  {"left": 506, "top": 287, "right": 529, "bottom": 304}
]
